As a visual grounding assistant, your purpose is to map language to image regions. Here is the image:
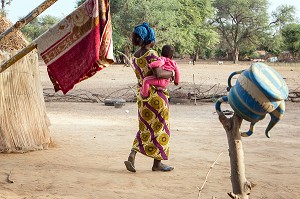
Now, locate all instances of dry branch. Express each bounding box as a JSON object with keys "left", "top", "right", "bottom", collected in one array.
[
  {"left": 193, "top": 74, "right": 197, "bottom": 105},
  {"left": 7, "top": 171, "right": 14, "bottom": 183},
  {"left": 197, "top": 152, "right": 223, "bottom": 199},
  {"left": 188, "top": 82, "right": 226, "bottom": 103}
]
